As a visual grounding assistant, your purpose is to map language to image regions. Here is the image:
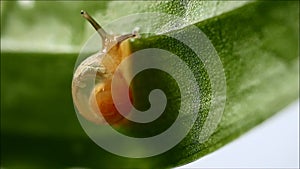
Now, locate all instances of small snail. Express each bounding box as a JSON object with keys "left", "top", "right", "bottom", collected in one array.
[{"left": 72, "top": 10, "right": 138, "bottom": 125}]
